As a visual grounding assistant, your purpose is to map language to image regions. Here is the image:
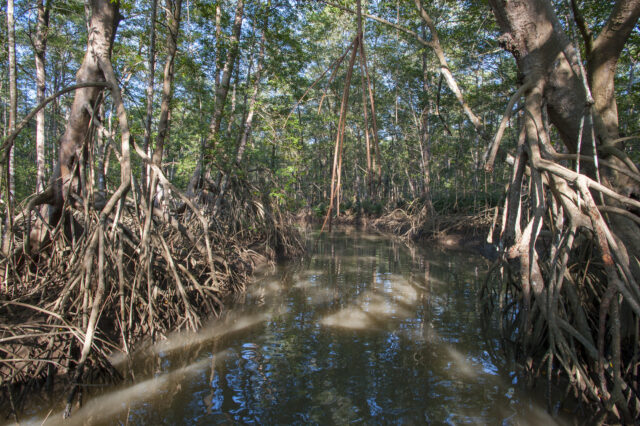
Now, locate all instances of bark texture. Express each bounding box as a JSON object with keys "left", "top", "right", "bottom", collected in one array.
[
  {"left": 53, "top": 0, "right": 119, "bottom": 214},
  {"left": 486, "top": 0, "right": 640, "bottom": 420},
  {"left": 207, "top": 0, "right": 245, "bottom": 151},
  {"left": 34, "top": 0, "right": 51, "bottom": 194},
  {"left": 588, "top": 0, "right": 640, "bottom": 144},
  {"left": 141, "top": 0, "right": 158, "bottom": 193},
  {"left": 7, "top": 0, "right": 17, "bottom": 198}
]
